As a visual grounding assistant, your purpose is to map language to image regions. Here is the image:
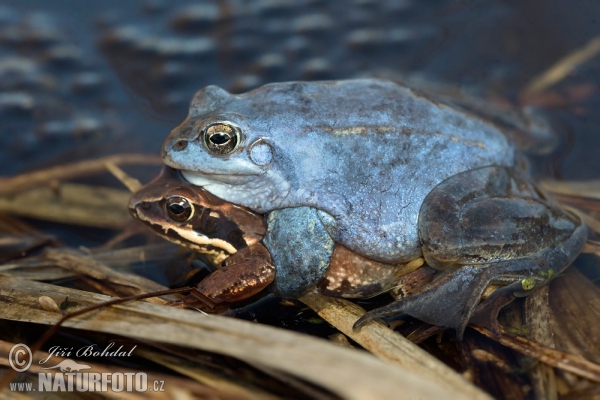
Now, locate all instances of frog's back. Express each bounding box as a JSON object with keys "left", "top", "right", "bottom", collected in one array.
[
  {"left": 236, "top": 80, "right": 514, "bottom": 262},
  {"left": 175, "top": 80, "right": 517, "bottom": 263}
]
